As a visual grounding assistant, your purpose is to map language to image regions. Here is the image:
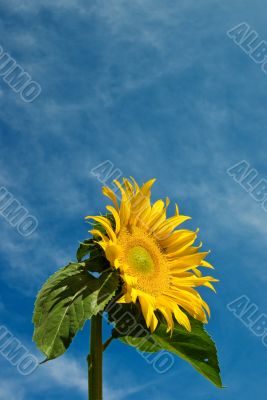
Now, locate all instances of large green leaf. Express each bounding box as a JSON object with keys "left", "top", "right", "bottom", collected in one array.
[
  {"left": 152, "top": 317, "right": 222, "bottom": 388},
  {"left": 120, "top": 334, "right": 162, "bottom": 353},
  {"left": 112, "top": 305, "right": 222, "bottom": 387},
  {"left": 33, "top": 263, "right": 119, "bottom": 360},
  {"left": 76, "top": 239, "right": 95, "bottom": 262},
  {"left": 76, "top": 239, "right": 109, "bottom": 272},
  {"left": 108, "top": 303, "right": 161, "bottom": 353},
  {"left": 84, "top": 257, "right": 110, "bottom": 273}
]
